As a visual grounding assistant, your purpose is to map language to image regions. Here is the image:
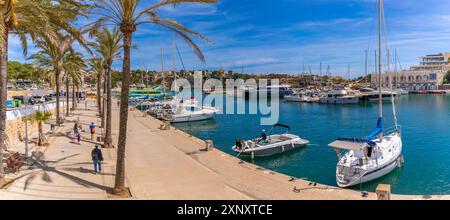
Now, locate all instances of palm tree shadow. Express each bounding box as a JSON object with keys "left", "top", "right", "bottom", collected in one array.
[{"left": 21, "top": 153, "right": 113, "bottom": 192}]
